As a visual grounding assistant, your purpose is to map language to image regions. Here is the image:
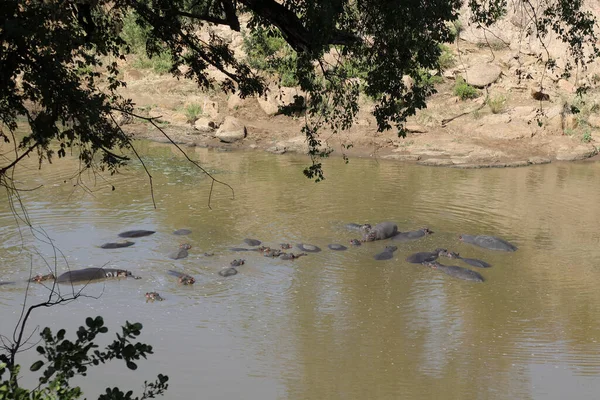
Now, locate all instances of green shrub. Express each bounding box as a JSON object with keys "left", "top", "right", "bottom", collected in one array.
[
  {"left": 453, "top": 77, "right": 479, "bottom": 100},
  {"left": 122, "top": 10, "right": 173, "bottom": 74},
  {"left": 487, "top": 94, "right": 507, "bottom": 113},
  {"left": 184, "top": 103, "right": 203, "bottom": 124},
  {"left": 243, "top": 27, "right": 298, "bottom": 86},
  {"left": 582, "top": 130, "right": 593, "bottom": 143},
  {"left": 438, "top": 44, "right": 455, "bottom": 70}
]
